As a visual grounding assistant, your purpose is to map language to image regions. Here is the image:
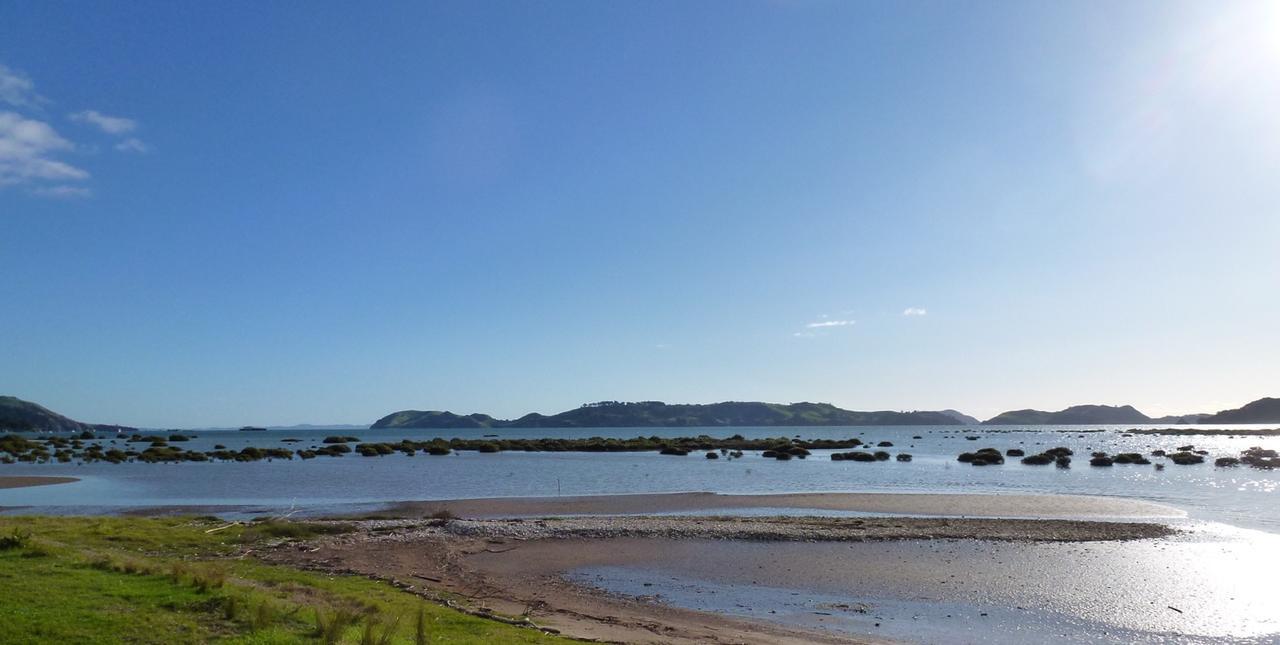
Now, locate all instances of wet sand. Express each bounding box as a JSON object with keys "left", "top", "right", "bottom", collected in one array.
[
  {"left": 264, "top": 522, "right": 879, "bottom": 644},
  {"left": 0, "top": 476, "right": 78, "bottom": 489},
  {"left": 439, "top": 515, "right": 1174, "bottom": 542},
  {"left": 478, "top": 530, "right": 1280, "bottom": 643},
  {"left": 379, "top": 491, "right": 1184, "bottom": 520},
  {"left": 263, "top": 509, "right": 1181, "bottom": 644}
]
